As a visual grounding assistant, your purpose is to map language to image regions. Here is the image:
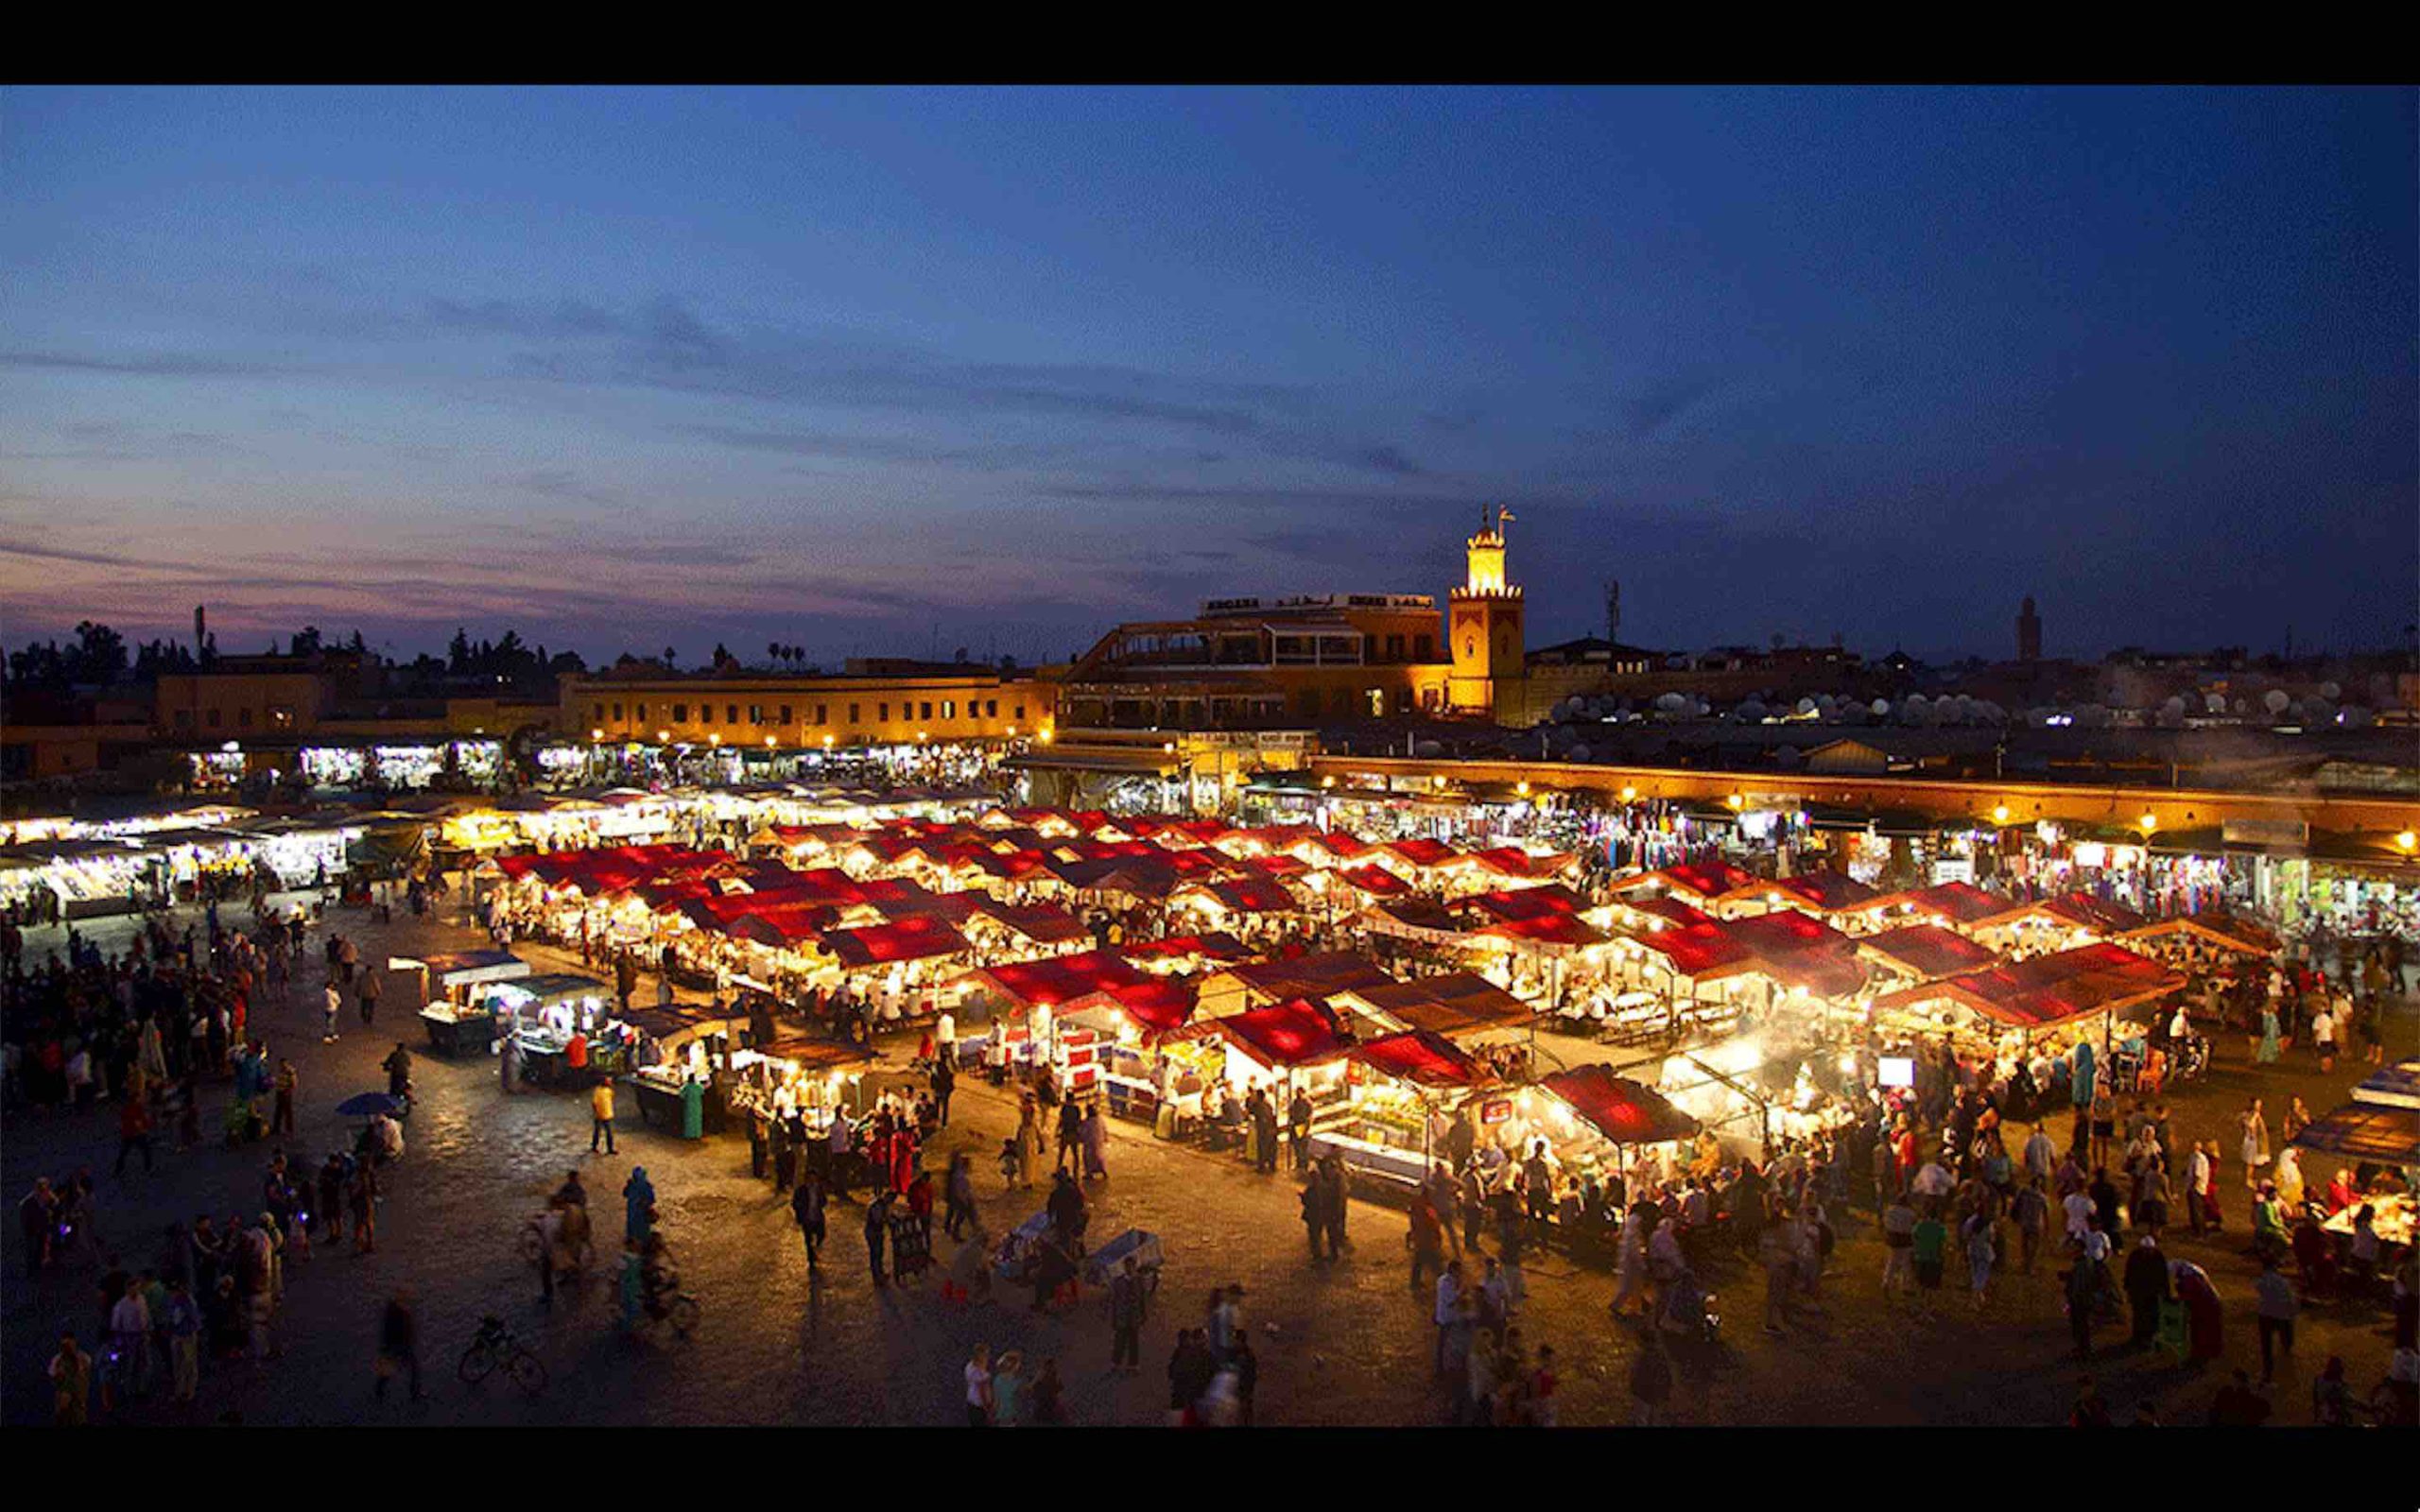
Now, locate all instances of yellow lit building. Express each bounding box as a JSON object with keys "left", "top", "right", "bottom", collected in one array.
[{"left": 562, "top": 665, "right": 1055, "bottom": 749}]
